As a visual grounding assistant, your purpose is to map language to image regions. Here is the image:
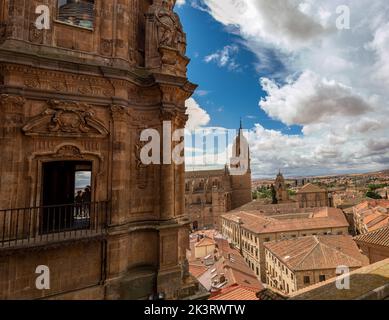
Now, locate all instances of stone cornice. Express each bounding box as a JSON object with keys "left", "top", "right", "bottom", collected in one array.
[{"left": 0, "top": 47, "right": 154, "bottom": 87}]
